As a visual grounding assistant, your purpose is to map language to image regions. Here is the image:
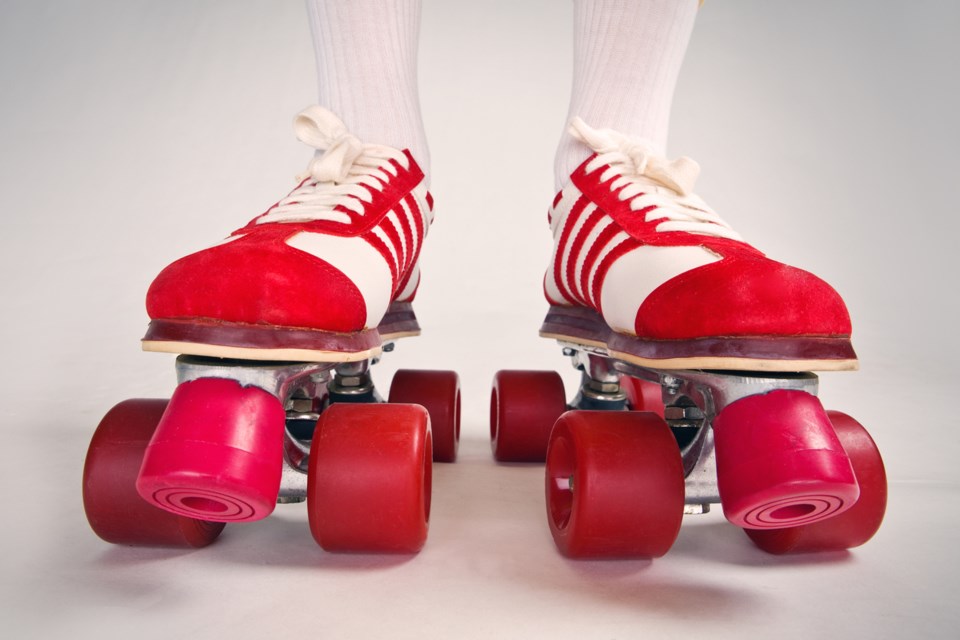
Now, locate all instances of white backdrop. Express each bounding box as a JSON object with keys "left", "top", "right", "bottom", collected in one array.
[{"left": 1, "top": 1, "right": 957, "bottom": 638}]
